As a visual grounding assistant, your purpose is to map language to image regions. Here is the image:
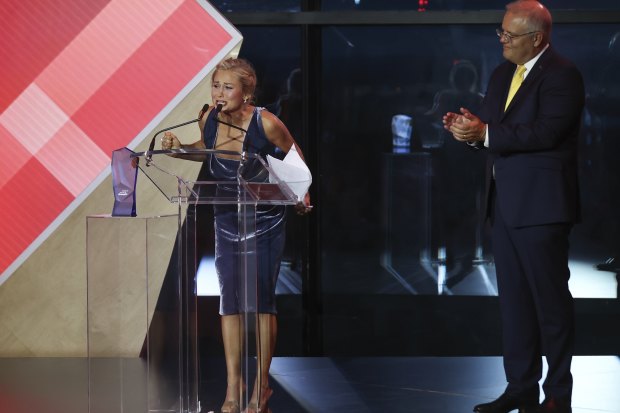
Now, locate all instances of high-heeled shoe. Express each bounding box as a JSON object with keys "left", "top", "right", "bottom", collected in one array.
[
  {"left": 221, "top": 400, "right": 240, "bottom": 413},
  {"left": 243, "top": 387, "right": 273, "bottom": 413},
  {"left": 221, "top": 380, "right": 246, "bottom": 413}
]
